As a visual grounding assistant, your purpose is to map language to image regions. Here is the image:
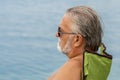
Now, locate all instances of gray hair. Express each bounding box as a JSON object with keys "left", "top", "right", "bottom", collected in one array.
[{"left": 66, "top": 6, "right": 103, "bottom": 51}]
